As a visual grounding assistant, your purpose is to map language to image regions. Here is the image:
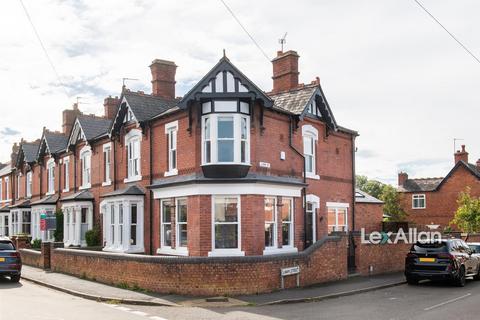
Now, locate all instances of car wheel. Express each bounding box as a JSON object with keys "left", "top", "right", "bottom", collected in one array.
[
  {"left": 455, "top": 266, "right": 466, "bottom": 287},
  {"left": 10, "top": 275, "right": 20, "bottom": 283},
  {"left": 406, "top": 276, "right": 418, "bottom": 285}
]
